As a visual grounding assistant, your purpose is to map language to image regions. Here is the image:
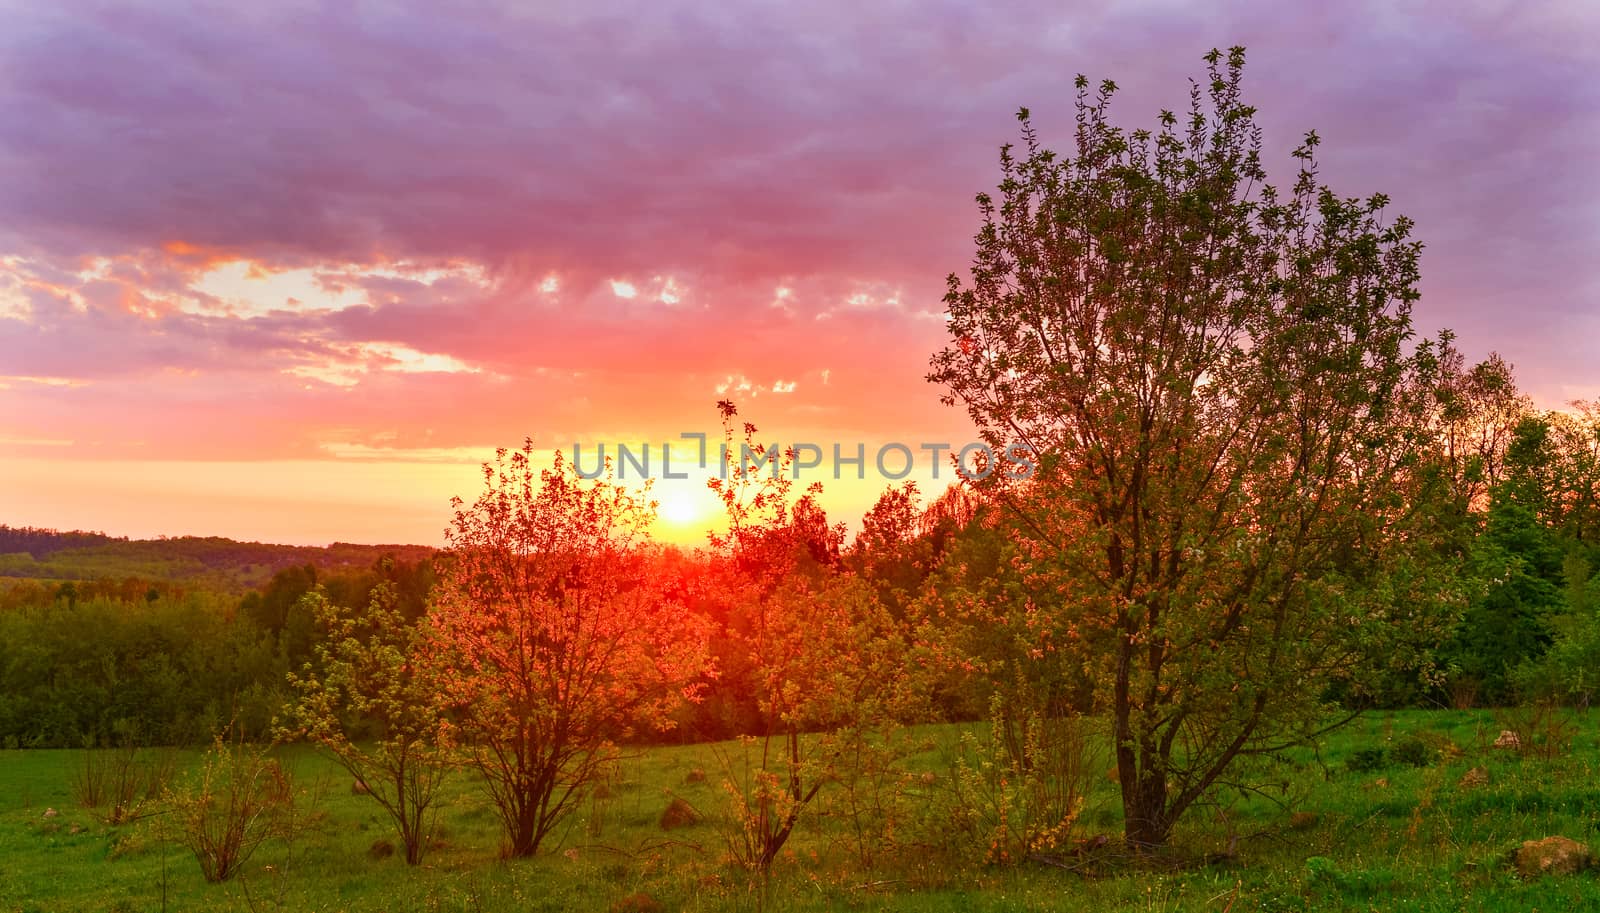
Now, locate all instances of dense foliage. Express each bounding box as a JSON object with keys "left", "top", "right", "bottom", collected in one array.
[
  {"left": 4, "top": 384, "right": 1592, "bottom": 763},
  {"left": 0, "top": 559, "right": 434, "bottom": 748},
  {"left": 429, "top": 444, "right": 713, "bottom": 857},
  {"left": 930, "top": 48, "right": 1466, "bottom": 846}
]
